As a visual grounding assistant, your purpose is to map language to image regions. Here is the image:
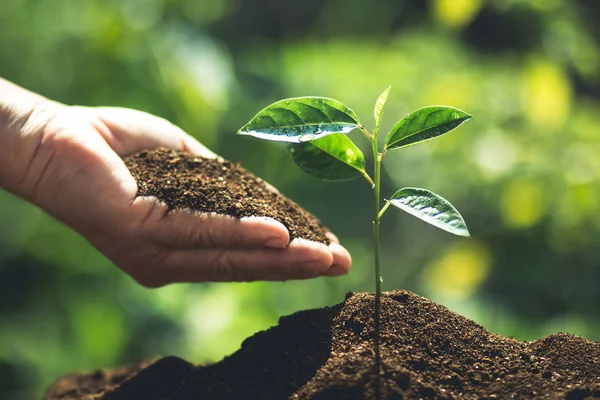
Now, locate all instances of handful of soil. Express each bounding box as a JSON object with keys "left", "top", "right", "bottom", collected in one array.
[
  {"left": 124, "top": 148, "right": 330, "bottom": 244},
  {"left": 46, "top": 291, "right": 600, "bottom": 399}
]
